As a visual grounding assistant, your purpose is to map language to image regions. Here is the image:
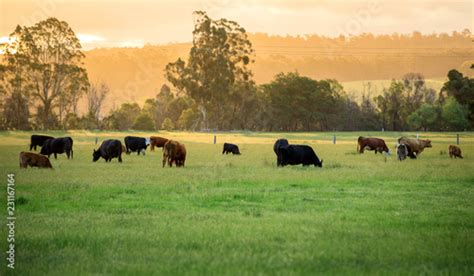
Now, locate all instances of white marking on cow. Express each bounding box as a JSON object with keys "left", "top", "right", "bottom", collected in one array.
[
  {"left": 140, "top": 148, "right": 146, "bottom": 156},
  {"left": 145, "top": 138, "right": 151, "bottom": 146}
]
